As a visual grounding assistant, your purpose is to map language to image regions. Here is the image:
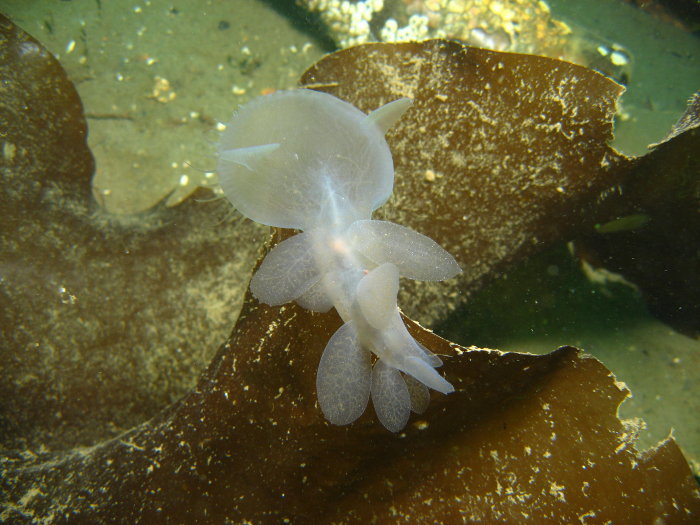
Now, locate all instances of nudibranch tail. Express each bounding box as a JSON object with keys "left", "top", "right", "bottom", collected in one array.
[{"left": 217, "top": 89, "right": 461, "bottom": 432}]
